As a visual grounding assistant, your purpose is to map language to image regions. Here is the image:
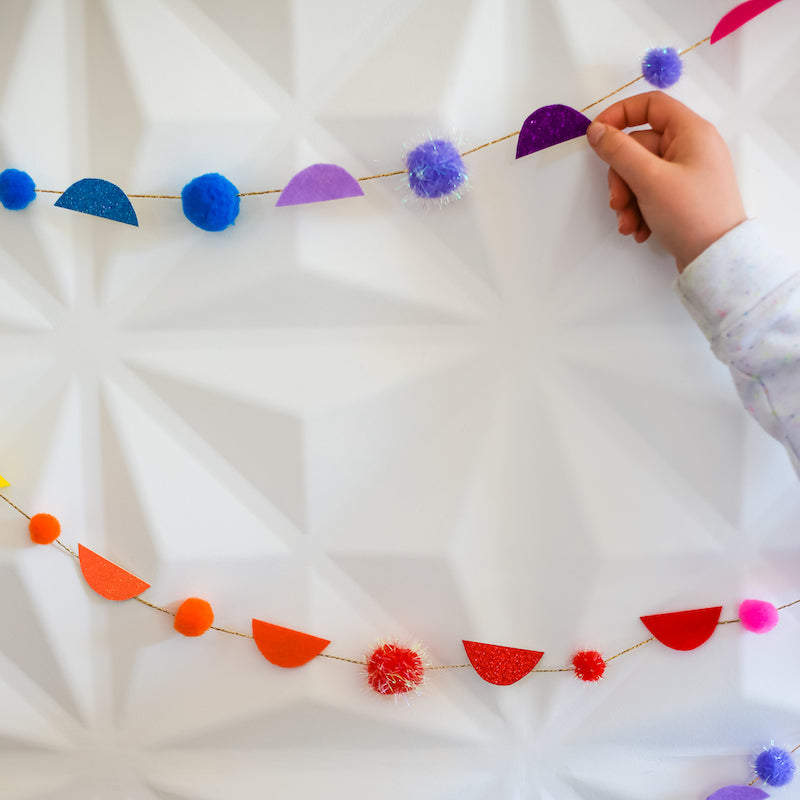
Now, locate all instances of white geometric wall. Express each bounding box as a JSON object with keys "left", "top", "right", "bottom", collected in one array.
[{"left": 1, "top": 1, "right": 799, "bottom": 798}]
